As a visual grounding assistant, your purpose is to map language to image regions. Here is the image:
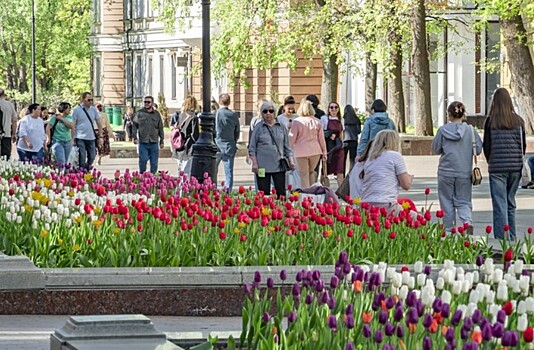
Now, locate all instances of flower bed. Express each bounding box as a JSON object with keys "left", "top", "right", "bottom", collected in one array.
[
  {"left": 239, "top": 252, "right": 534, "bottom": 349},
  {"left": 0, "top": 161, "right": 527, "bottom": 268}
]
